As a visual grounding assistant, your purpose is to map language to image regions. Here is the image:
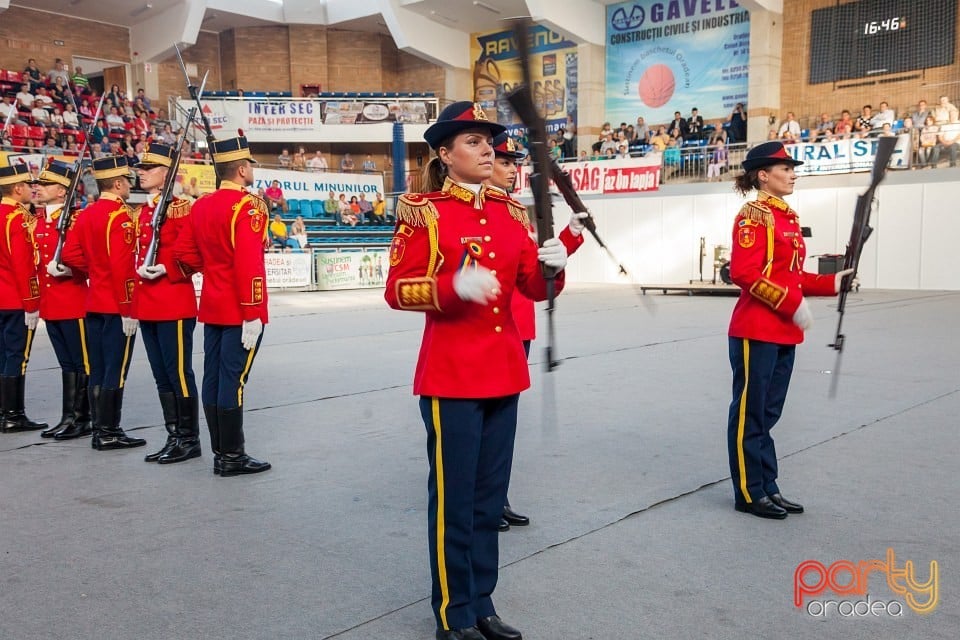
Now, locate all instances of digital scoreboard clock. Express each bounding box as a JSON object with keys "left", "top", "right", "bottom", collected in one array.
[{"left": 809, "top": 0, "right": 954, "bottom": 84}]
